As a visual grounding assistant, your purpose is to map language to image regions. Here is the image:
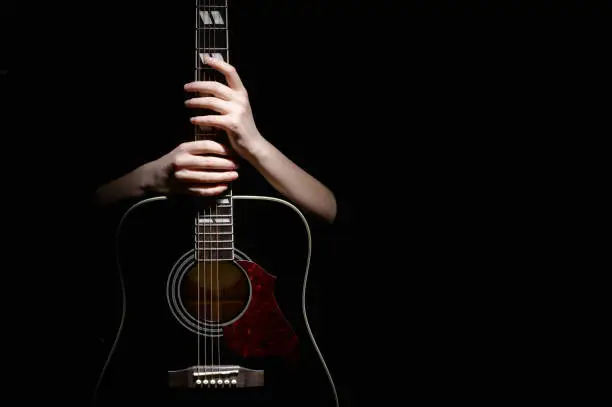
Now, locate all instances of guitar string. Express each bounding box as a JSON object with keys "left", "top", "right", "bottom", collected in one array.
[
  {"left": 203, "top": 1, "right": 212, "bottom": 384},
  {"left": 204, "top": 0, "right": 212, "bottom": 382},
  {"left": 219, "top": 0, "right": 228, "bottom": 387},
  {"left": 214, "top": 0, "right": 222, "bottom": 385},
  {"left": 206, "top": 0, "right": 216, "bottom": 384},
  {"left": 195, "top": 0, "right": 201, "bottom": 382}
]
